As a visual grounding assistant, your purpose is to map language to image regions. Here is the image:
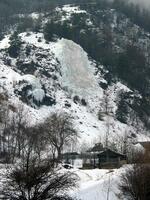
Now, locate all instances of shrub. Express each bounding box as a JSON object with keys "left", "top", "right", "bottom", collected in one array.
[{"left": 120, "top": 164, "right": 150, "bottom": 200}]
